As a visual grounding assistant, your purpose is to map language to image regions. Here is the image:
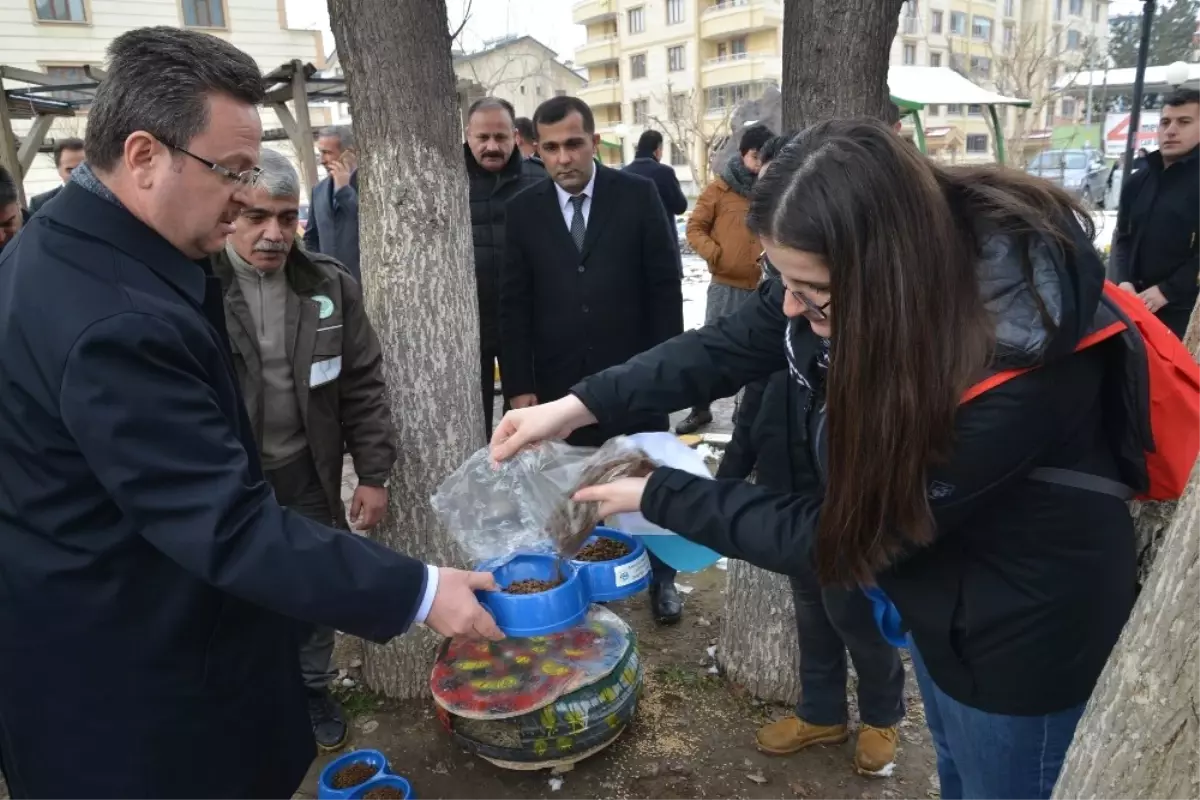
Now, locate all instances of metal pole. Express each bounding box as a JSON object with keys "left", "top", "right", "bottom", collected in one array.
[{"left": 1121, "top": 0, "right": 1155, "bottom": 188}]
